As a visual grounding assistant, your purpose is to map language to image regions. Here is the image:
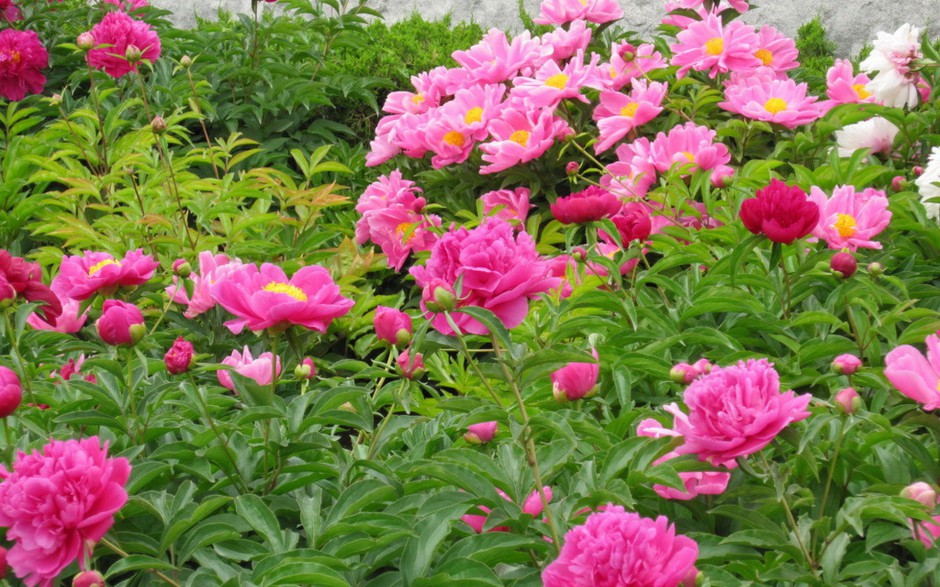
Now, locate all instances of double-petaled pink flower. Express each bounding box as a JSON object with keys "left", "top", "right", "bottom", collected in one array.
[
  {"left": 603, "top": 42, "right": 667, "bottom": 90},
  {"left": 808, "top": 185, "right": 891, "bottom": 250},
  {"left": 720, "top": 75, "right": 821, "bottom": 128},
  {"left": 534, "top": 0, "right": 624, "bottom": 25},
  {"left": 58, "top": 249, "right": 158, "bottom": 300},
  {"left": 211, "top": 263, "right": 353, "bottom": 334},
  {"left": 452, "top": 29, "right": 544, "bottom": 85},
  {"left": 479, "top": 107, "right": 571, "bottom": 174},
  {"left": 818, "top": 59, "right": 878, "bottom": 113},
  {"left": 218, "top": 346, "right": 281, "bottom": 391},
  {"left": 649, "top": 122, "right": 734, "bottom": 181},
  {"left": 593, "top": 79, "right": 667, "bottom": 154},
  {"left": 884, "top": 332, "right": 940, "bottom": 411},
  {"left": 166, "top": 251, "right": 244, "bottom": 318},
  {"left": 481, "top": 187, "right": 532, "bottom": 227},
  {"left": 0, "top": 29, "right": 47, "bottom": 101},
  {"left": 670, "top": 14, "right": 760, "bottom": 79},
  {"left": 550, "top": 186, "right": 621, "bottom": 225},
  {"left": 85, "top": 11, "right": 161, "bottom": 78},
  {"left": 740, "top": 179, "right": 820, "bottom": 244}
]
